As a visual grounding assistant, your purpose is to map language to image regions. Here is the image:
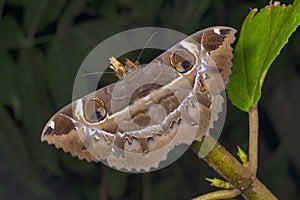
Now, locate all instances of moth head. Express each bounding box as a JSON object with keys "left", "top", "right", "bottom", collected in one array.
[
  {"left": 83, "top": 97, "right": 107, "bottom": 123},
  {"left": 169, "top": 49, "right": 195, "bottom": 74}
]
